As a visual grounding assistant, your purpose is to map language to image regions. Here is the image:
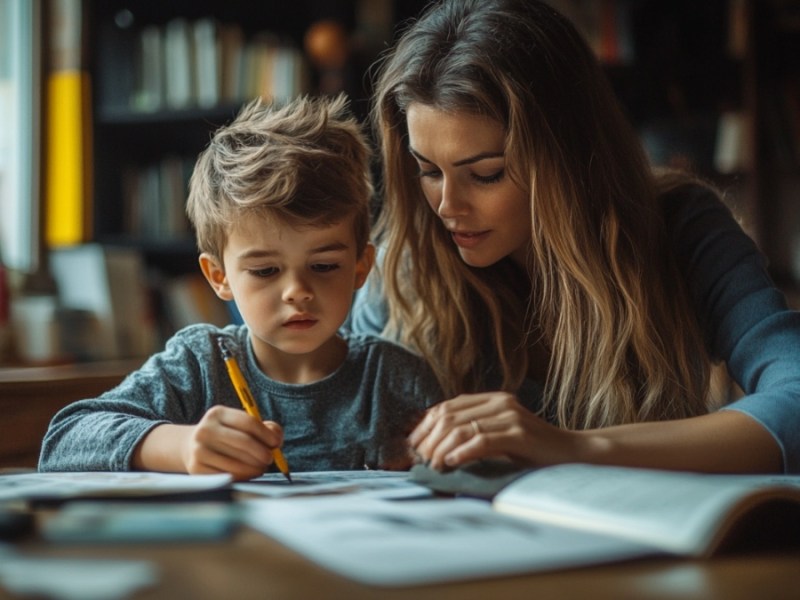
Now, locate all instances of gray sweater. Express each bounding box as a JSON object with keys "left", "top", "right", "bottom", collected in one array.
[{"left": 39, "top": 326, "right": 443, "bottom": 473}]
